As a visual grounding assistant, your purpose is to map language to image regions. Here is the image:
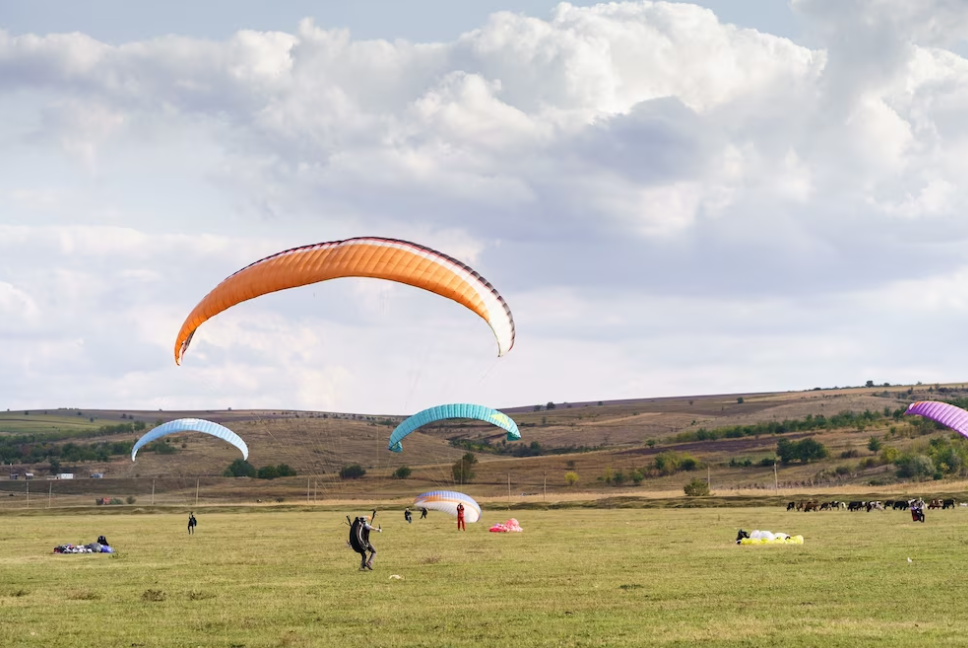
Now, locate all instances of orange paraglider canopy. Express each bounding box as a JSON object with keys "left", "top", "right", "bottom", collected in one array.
[{"left": 174, "top": 237, "right": 515, "bottom": 364}]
